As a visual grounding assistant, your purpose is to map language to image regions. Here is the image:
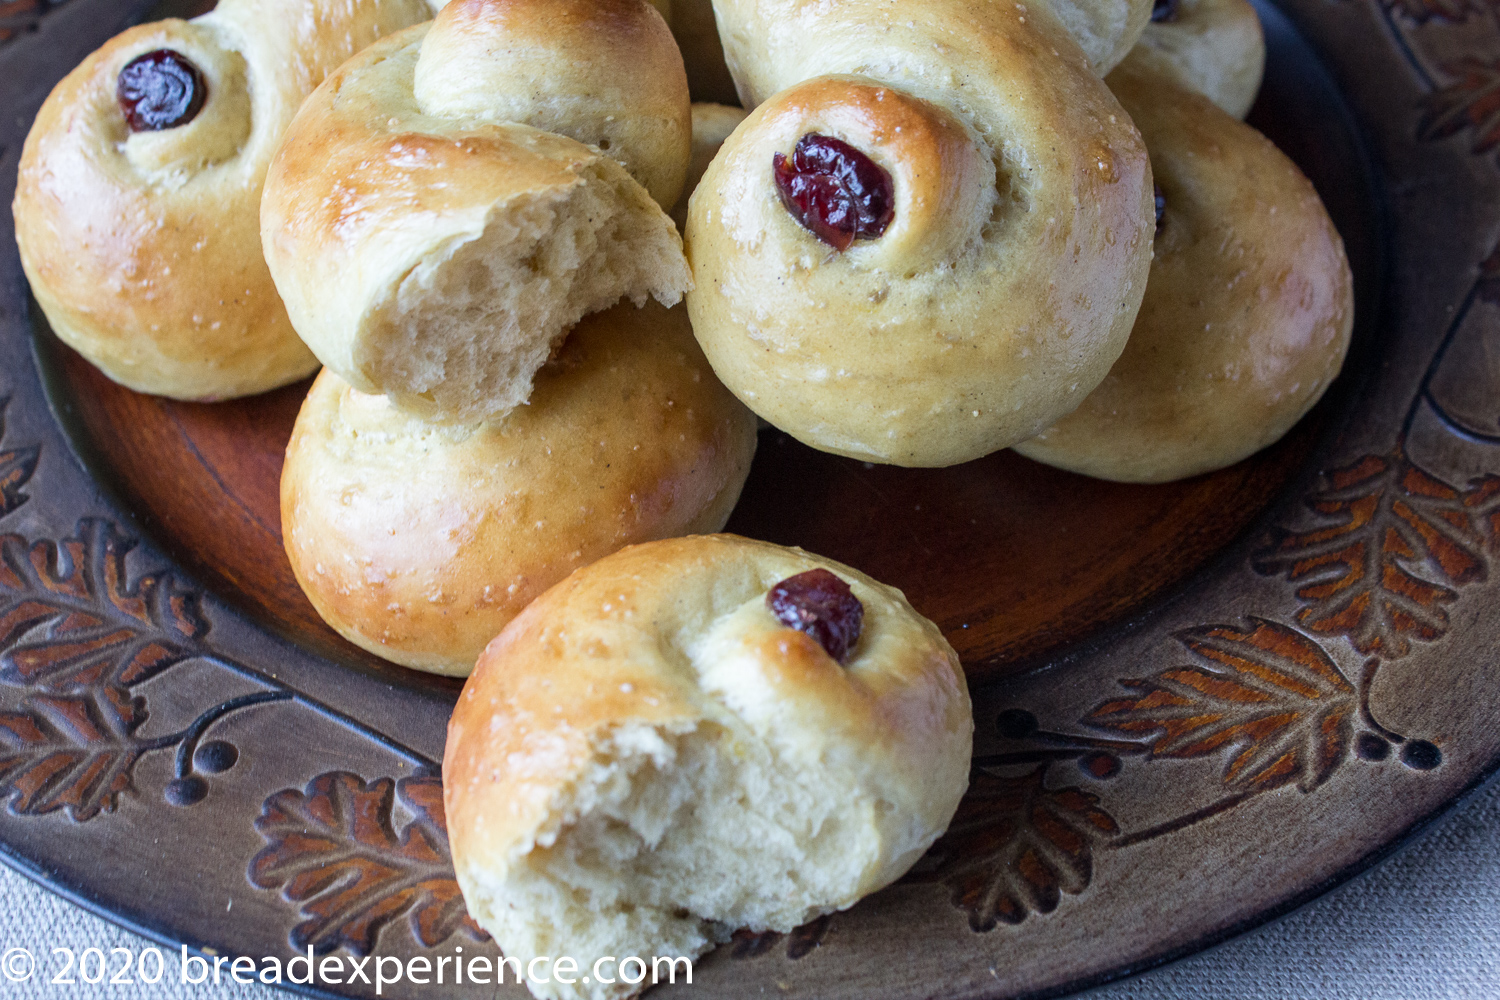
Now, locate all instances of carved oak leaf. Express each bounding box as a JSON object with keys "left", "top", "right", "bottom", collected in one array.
[
  {"left": 1420, "top": 59, "right": 1500, "bottom": 155},
  {"left": 912, "top": 767, "right": 1118, "bottom": 931},
  {"left": 0, "top": 520, "right": 208, "bottom": 695},
  {"left": 728, "top": 915, "right": 832, "bottom": 961},
  {"left": 249, "top": 772, "right": 488, "bottom": 955},
  {"left": 1253, "top": 451, "right": 1497, "bottom": 658},
  {"left": 1087, "top": 619, "right": 1355, "bottom": 793},
  {"left": 0, "top": 687, "right": 144, "bottom": 819},
  {"left": 0, "top": 398, "right": 39, "bottom": 518}
]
